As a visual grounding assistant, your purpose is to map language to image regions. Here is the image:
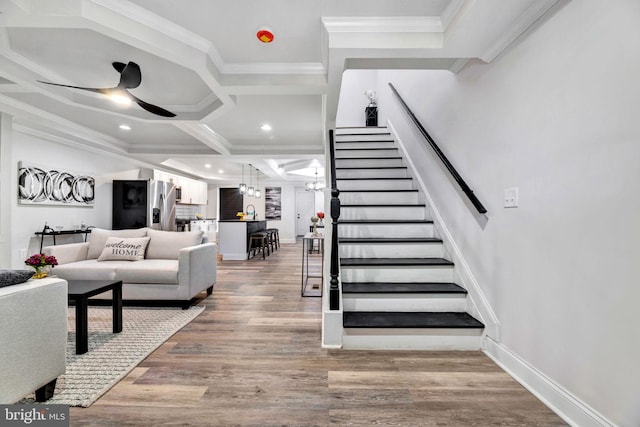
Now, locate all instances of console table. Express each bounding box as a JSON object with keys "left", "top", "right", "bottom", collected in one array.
[
  {"left": 301, "top": 232, "right": 324, "bottom": 297},
  {"left": 35, "top": 229, "right": 91, "bottom": 252}
]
